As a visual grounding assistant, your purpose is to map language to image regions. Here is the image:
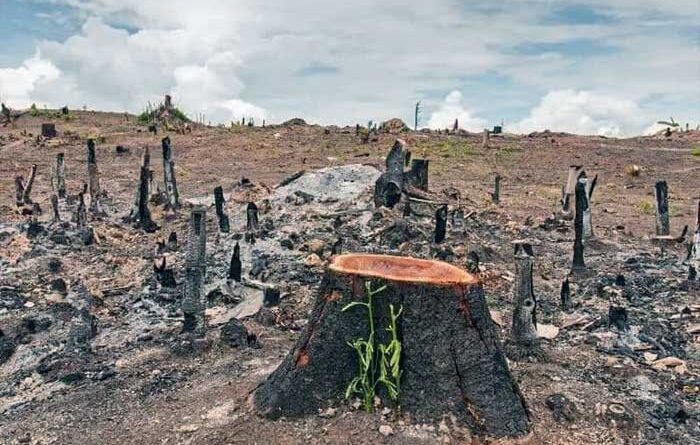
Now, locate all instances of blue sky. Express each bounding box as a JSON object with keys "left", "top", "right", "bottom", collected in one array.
[{"left": 0, "top": 0, "right": 698, "bottom": 135}]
